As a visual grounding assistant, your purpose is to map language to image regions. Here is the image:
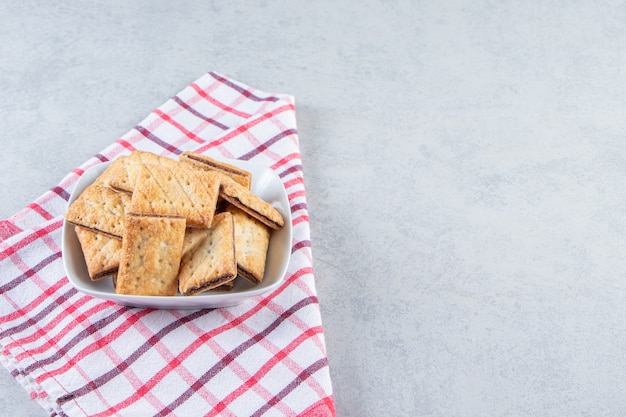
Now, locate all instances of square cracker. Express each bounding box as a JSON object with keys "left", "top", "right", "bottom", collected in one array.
[
  {"left": 219, "top": 176, "right": 284, "bottom": 230},
  {"left": 182, "top": 227, "right": 235, "bottom": 292},
  {"left": 65, "top": 185, "right": 131, "bottom": 238},
  {"left": 224, "top": 204, "right": 270, "bottom": 284},
  {"left": 178, "top": 212, "right": 237, "bottom": 296},
  {"left": 116, "top": 214, "right": 186, "bottom": 296},
  {"left": 108, "top": 150, "right": 180, "bottom": 193},
  {"left": 130, "top": 163, "right": 220, "bottom": 228},
  {"left": 75, "top": 226, "right": 122, "bottom": 280},
  {"left": 179, "top": 152, "right": 252, "bottom": 189}
]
